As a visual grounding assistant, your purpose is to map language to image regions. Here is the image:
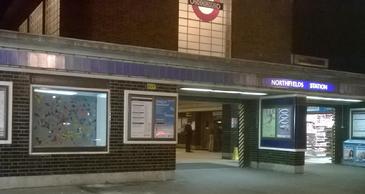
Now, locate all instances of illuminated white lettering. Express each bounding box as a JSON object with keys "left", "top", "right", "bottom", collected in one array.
[
  {"left": 310, "top": 83, "right": 328, "bottom": 90},
  {"left": 188, "top": 0, "right": 223, "bottom": 10}
]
